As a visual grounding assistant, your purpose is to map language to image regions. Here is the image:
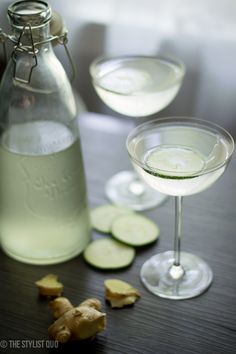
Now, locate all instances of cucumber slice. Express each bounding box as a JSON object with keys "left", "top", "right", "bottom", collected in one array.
[
  {"left": 90, "top": 204, "right": 133, "bottom": 233},
  {"left": 84, "top": 238, "right": 135, "bottom": 269},
  {"left": 111, "top": 214, "right": 160, "bottom": 246}
]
